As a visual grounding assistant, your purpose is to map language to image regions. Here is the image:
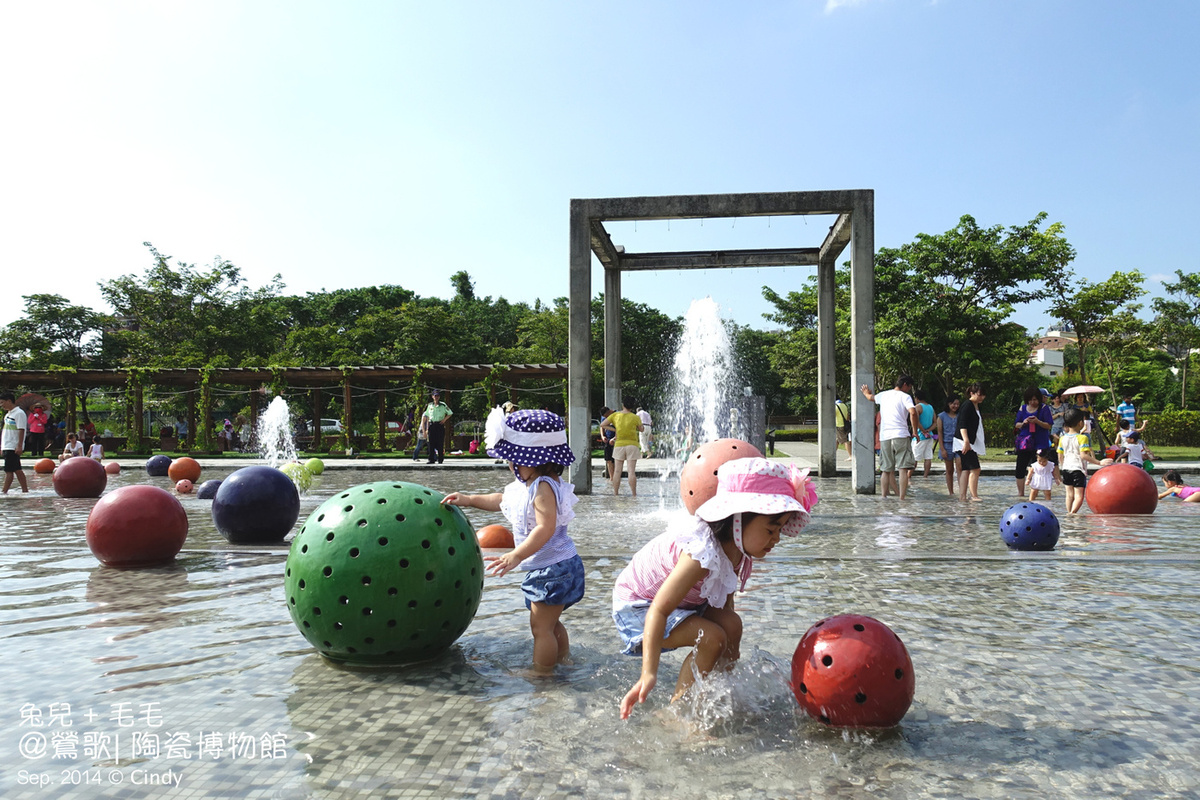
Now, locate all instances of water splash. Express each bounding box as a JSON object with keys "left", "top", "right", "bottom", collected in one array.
[
  {"left": 660, "top": 297, "right": 743, "bottom": 475},
  {"left": 256, "top": 396, "right": 298, "bottom": 469}
]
